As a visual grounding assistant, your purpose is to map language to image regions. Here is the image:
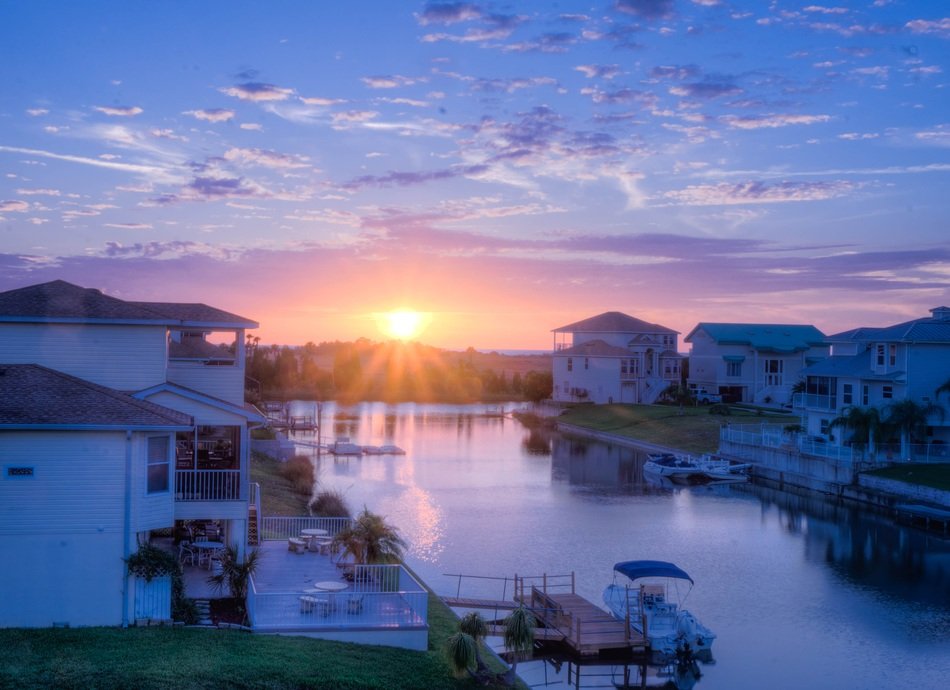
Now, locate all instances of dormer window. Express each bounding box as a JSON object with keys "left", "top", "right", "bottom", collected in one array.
[
  {"left": 876, "top": 344, "right": 885, "bottom": 367},
  {"left": 888, "top": 344, "right": 896, "bottom": 367}
]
